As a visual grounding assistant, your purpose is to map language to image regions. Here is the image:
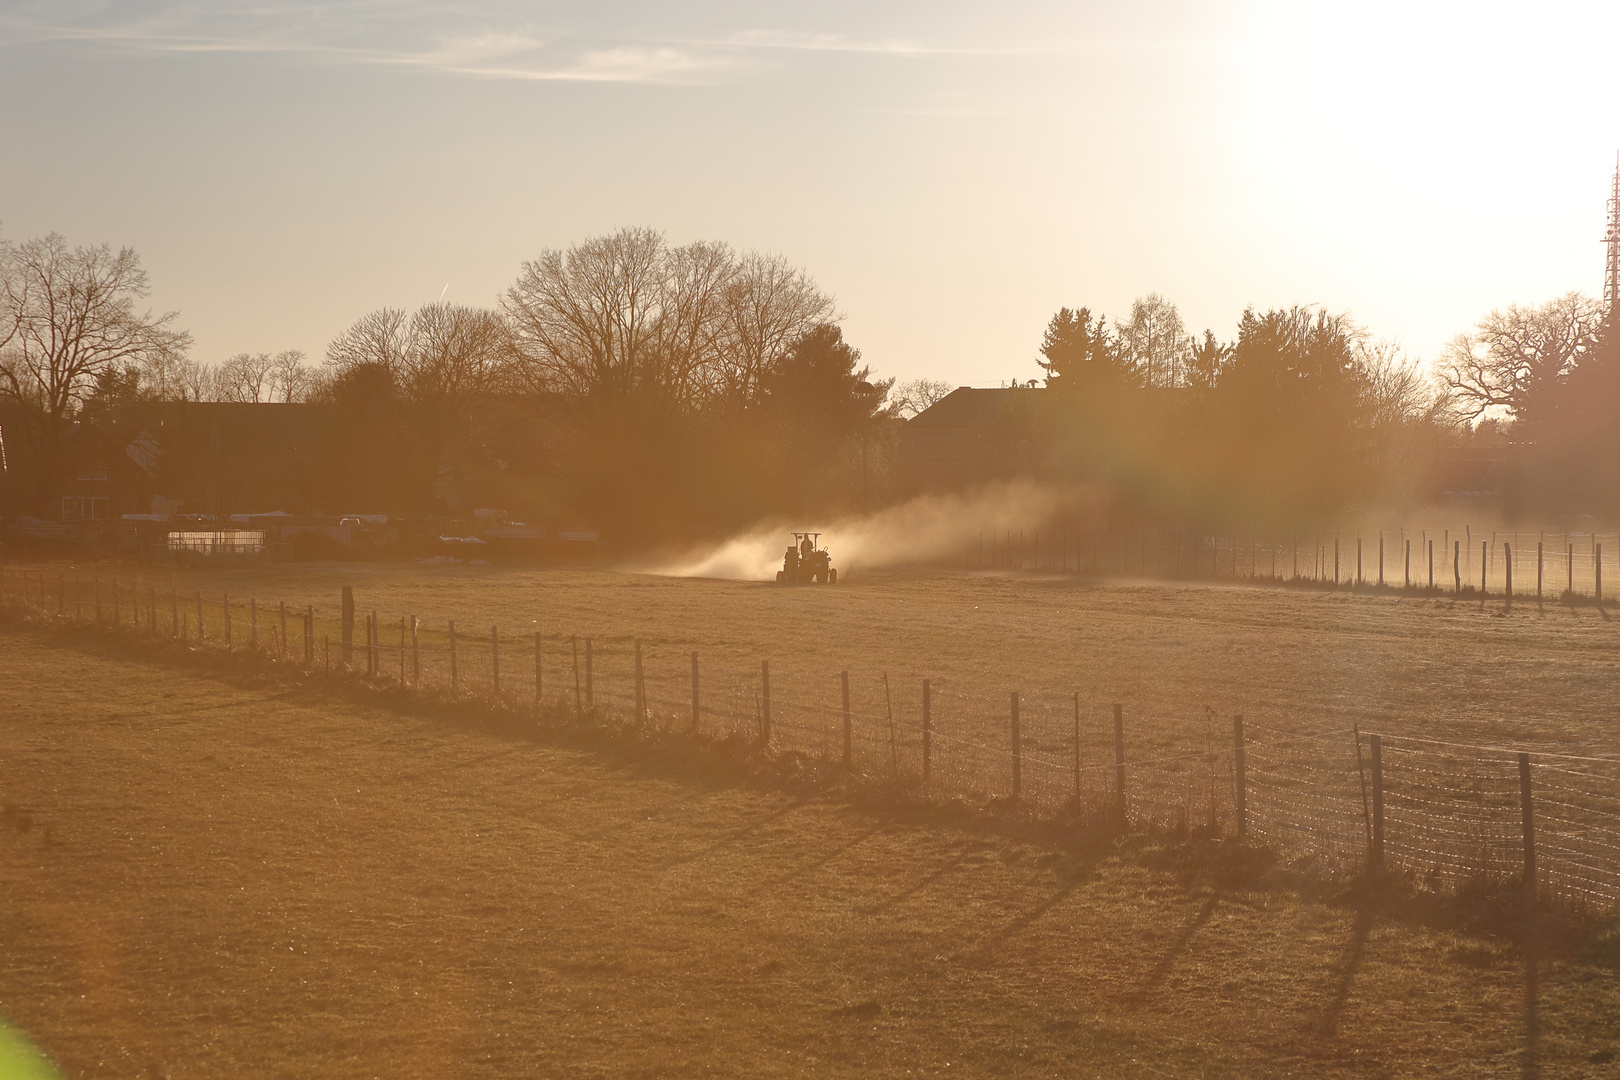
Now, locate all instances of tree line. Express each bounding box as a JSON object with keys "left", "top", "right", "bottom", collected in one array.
[
  {"left": 0, "top": 227, "right": 925, "bottom": 535},
  {"left": 6, "top": 220, "right": 1619, "bottom": 536}
]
